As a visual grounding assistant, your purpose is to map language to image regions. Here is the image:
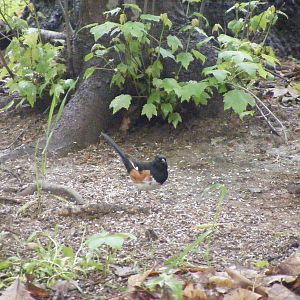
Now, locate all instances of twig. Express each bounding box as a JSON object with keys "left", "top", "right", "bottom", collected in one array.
[
  {"left": 0, "top": 195, "right": 22, "bottom": 204},
  {"left": 226, "top": 268, "right": 268, "bottom": 297},
  {"left": 231, "top": 84, "right": 288, "bottom": 143},
  {"left": 57, "top": 203, "right": 149, "bottom": 216},
  {"left": 0, "top": 128, "right": 26, "bottom": 150},
  {"left": 0, "top": 49, "right": 14, "bottom": 78},
  {"left": 18, "top": 181, "right": 84, "bottom": 204},
  {"left": 0, "top": 166, "right": 23, "bottom": 185}
]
